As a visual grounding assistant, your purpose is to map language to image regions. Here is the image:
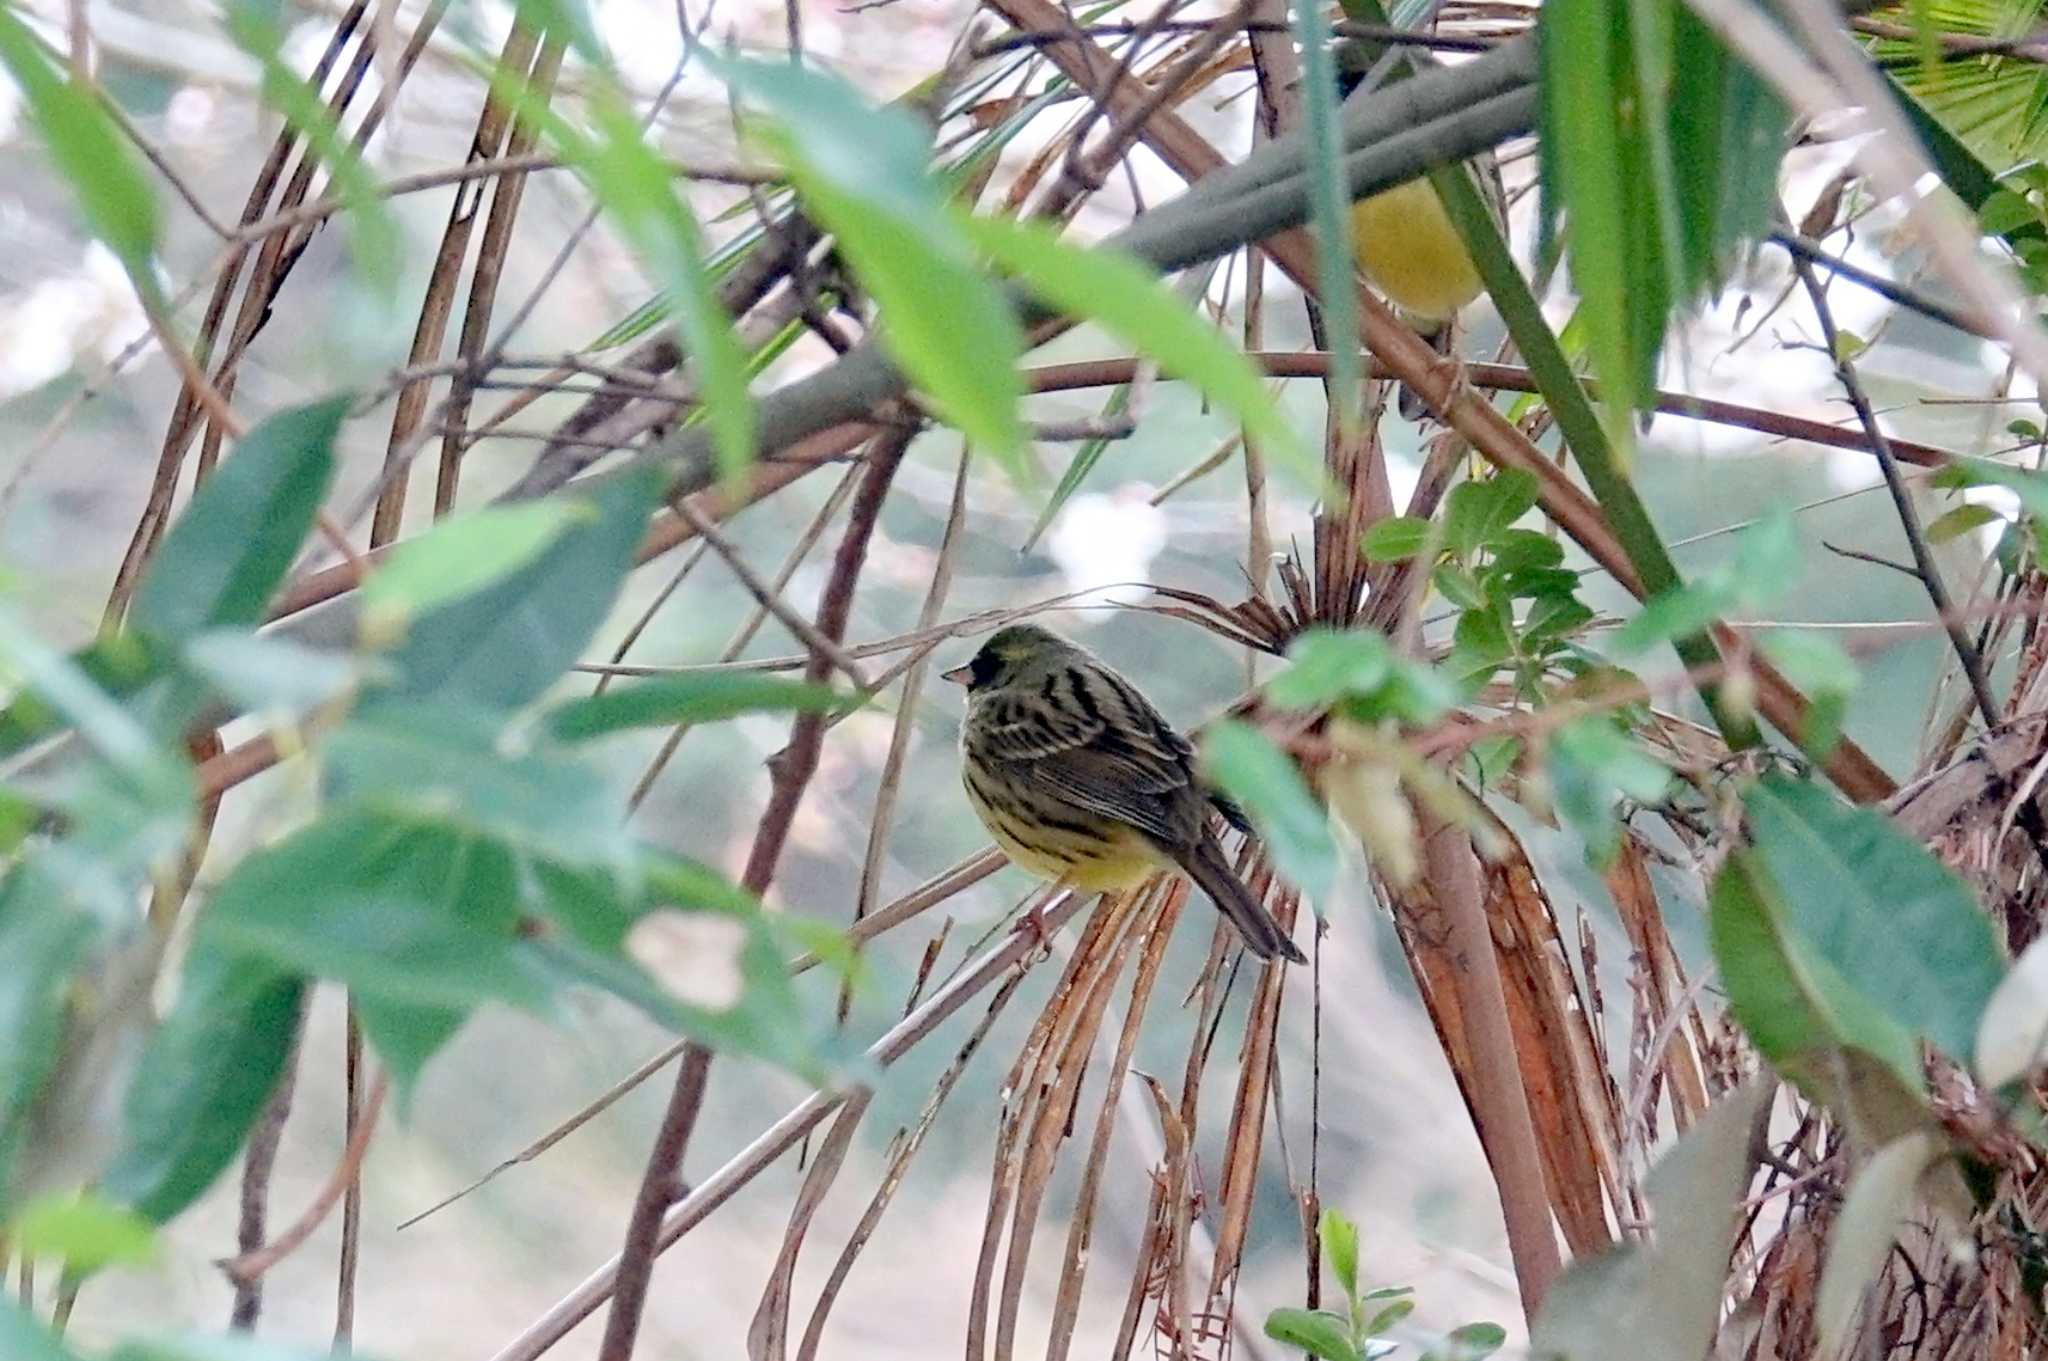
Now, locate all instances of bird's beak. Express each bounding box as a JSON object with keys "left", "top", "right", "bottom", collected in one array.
[{"left": 940, "top": 664, "right": 973, "bottom": 687}]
